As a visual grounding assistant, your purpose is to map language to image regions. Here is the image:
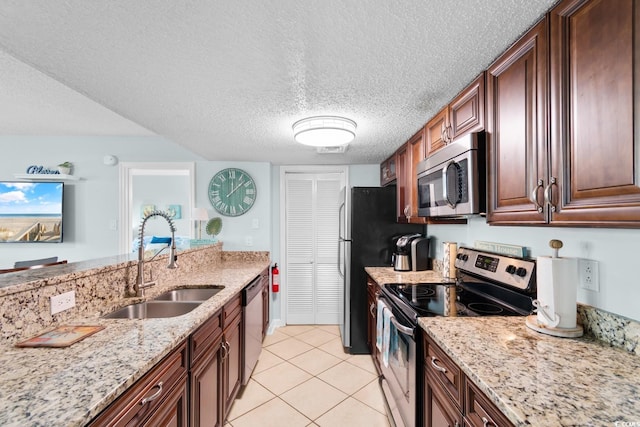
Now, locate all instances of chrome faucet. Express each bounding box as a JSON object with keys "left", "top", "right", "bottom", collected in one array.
[{"left": 132, "top": 210, "right": 178, "bottom": 297}]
